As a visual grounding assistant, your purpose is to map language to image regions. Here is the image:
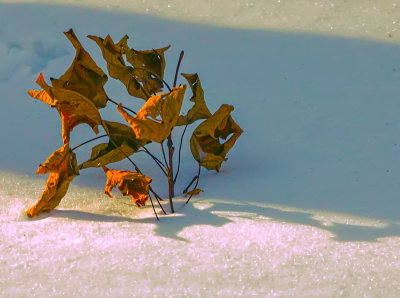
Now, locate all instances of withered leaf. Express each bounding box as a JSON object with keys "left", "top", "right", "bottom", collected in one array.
[
  {"left": 26, "top": 144, "right": 79, "bottom": 217},
  {"left": 190, "top": 104, "right": 243, "bottom": 172},
  {"left": 28, "top": 73, "right": 102, "bottom": 144},
  {"left": 184, "top": 188, "right": 203, "bottom": 197},
  {"left": 80, "top": 121, "right": 148, "bottom": 169},
  {"left": 177, "top": 73, "right": 211, "bottom": 126},
  {"left": 120, "top": 37, "right": 170, "bottom": 96},
  {"left": 101, "top": 165, "right": 152, "bottom": 207},
  {"left": 117, "top": 85, "right": 186, "bottom": 143},
  {"left": 50, "top": 29, "right": 109, "bottom": 108},
  {"left": 88, "top": 34, "right": 150, "bottom": 100}
]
